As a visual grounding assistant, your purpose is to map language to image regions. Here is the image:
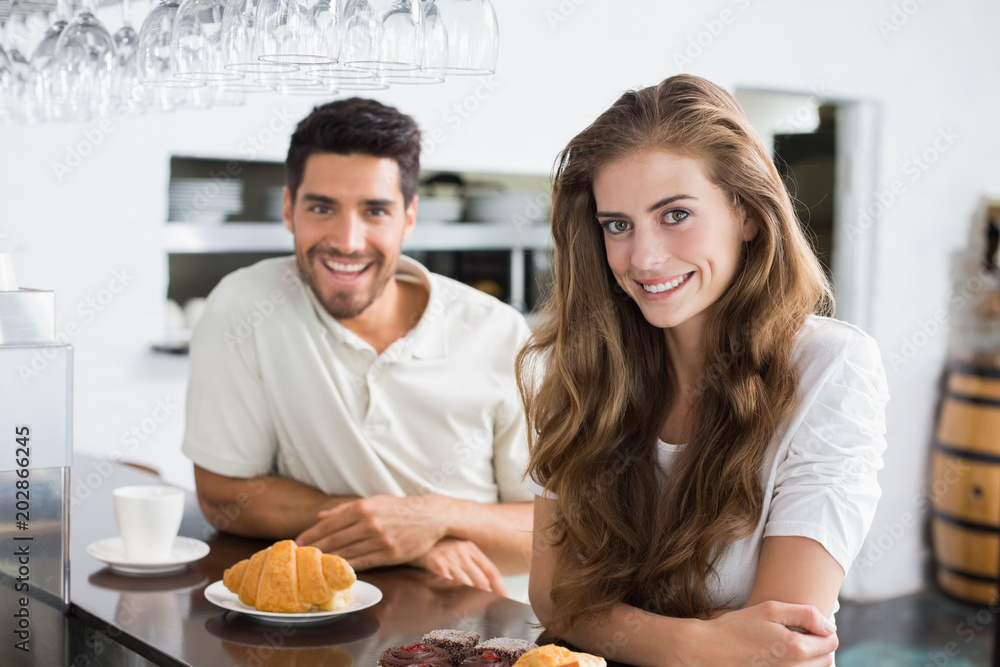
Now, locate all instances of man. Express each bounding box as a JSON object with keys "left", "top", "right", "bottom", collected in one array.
[{"left": 182, "top": 98, "right": 533, "bottom": 595}]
